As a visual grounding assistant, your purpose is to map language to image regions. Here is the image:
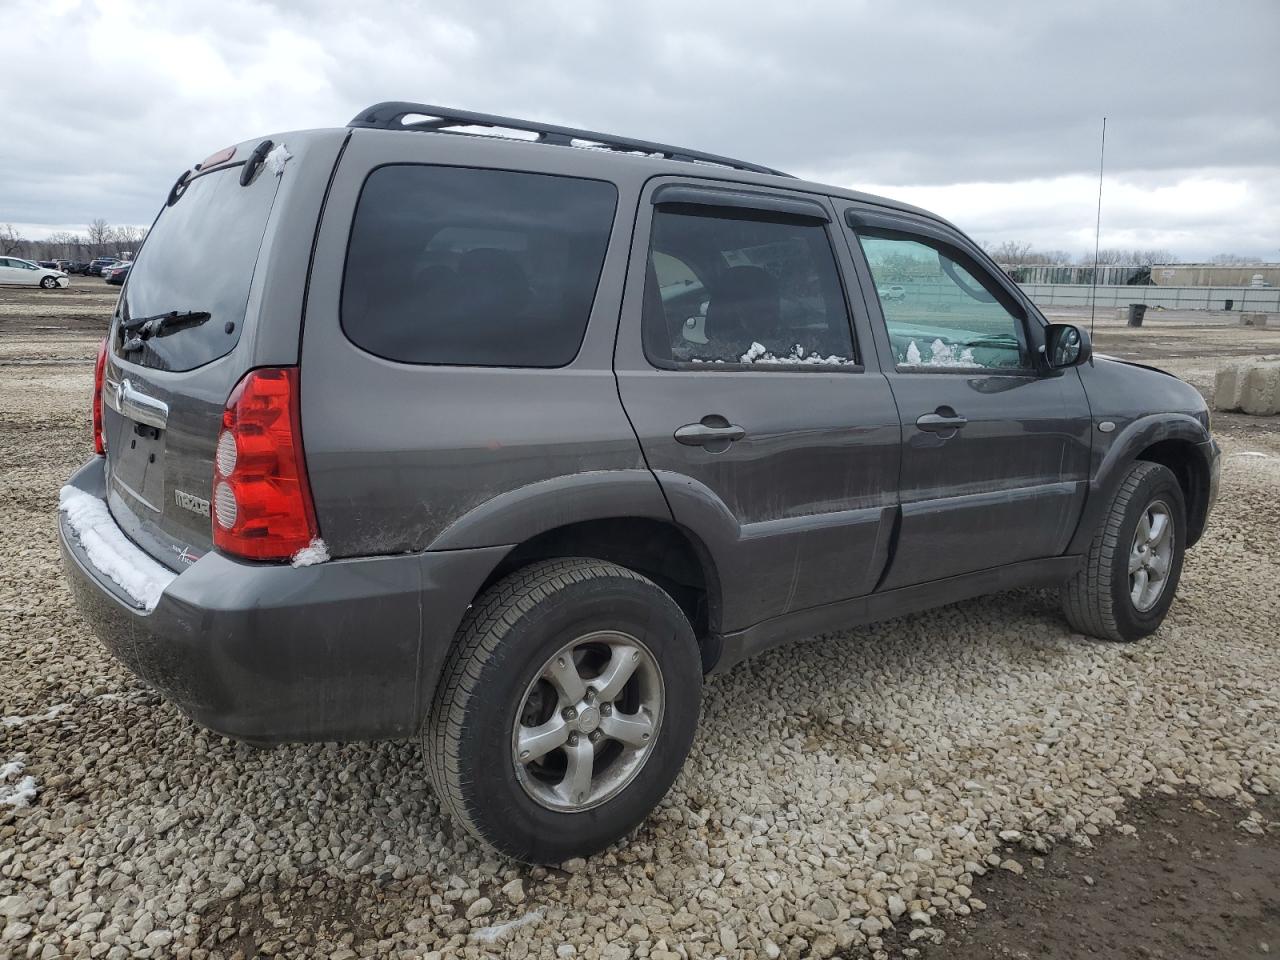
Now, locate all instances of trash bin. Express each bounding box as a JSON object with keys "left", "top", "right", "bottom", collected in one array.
[
  {"left": 1224, "top": 299, "right": 1234, "bottom": 311},
  {"left": 1127, "top": 303, "right": 1147, "bottom": 327}
]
